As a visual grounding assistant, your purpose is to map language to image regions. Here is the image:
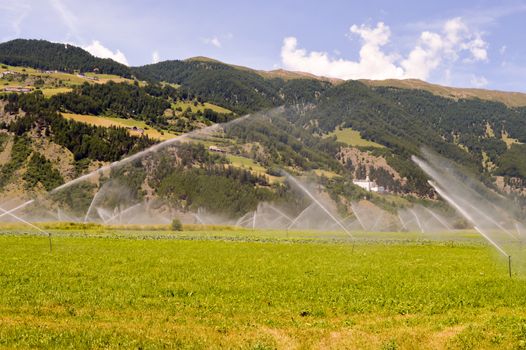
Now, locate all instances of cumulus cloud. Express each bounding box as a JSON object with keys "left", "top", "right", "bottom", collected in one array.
[
  {"left": 281, "top": 17, "right": 488, "bottom": 82},
  {"left": 152, "top": 50, "right": 160, "bottom": 64},
  {"left": 202, "top": 36, "right": 222, "bottom": 48},
  {"left": 83, "top": 40, "right": 129, "bottom": 66},
  {"left": 470, "top": 74, "right": 489, "bottom": 88}
]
